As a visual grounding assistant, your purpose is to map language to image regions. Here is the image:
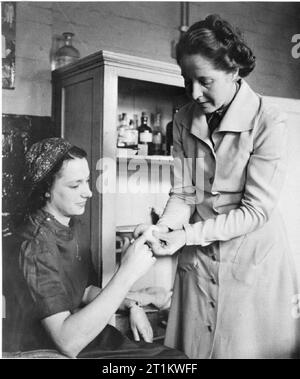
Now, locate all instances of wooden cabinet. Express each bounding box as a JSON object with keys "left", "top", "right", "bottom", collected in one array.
[{"left": 52, "top": 50, "right": 186, "bottom": 287}]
